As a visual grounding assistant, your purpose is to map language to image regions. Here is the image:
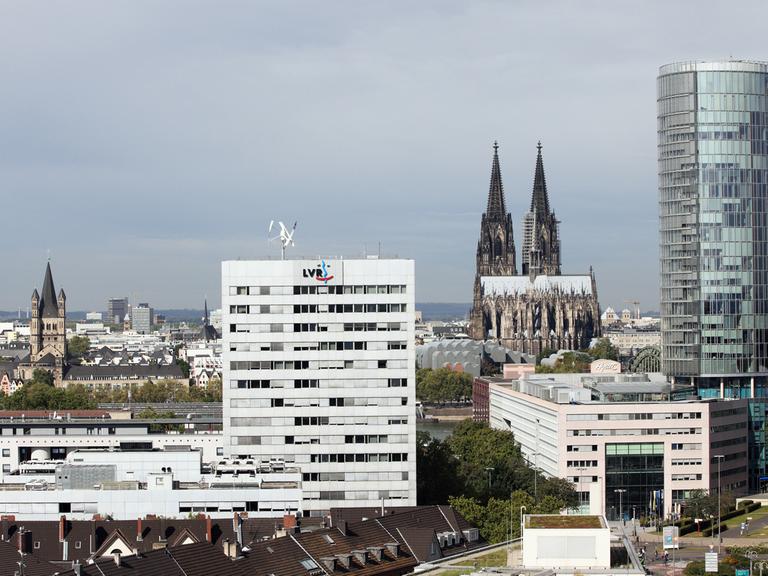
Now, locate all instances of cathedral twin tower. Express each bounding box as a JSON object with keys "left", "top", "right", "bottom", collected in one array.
[{"left": 469, "top": 142, "right": 600, "bottom": 355}]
